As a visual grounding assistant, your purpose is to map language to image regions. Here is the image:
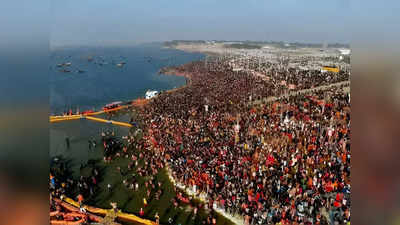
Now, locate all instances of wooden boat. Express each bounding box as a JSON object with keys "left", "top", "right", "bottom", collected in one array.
[{"left": 50, "top": 212, "right": 87, "bottom": 225}]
